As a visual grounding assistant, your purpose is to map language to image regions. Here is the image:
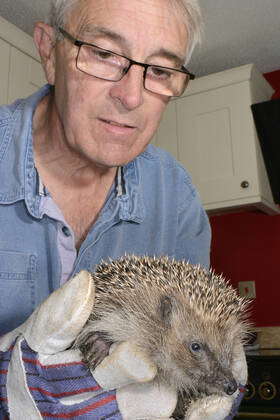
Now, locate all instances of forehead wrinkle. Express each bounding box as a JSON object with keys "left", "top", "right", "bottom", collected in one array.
[
  {"left": 149, "top": 48, "right": 184, "bottom": 67},
  {"left": 78, "top": 23, "right": 129, "bottom": 48}
]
